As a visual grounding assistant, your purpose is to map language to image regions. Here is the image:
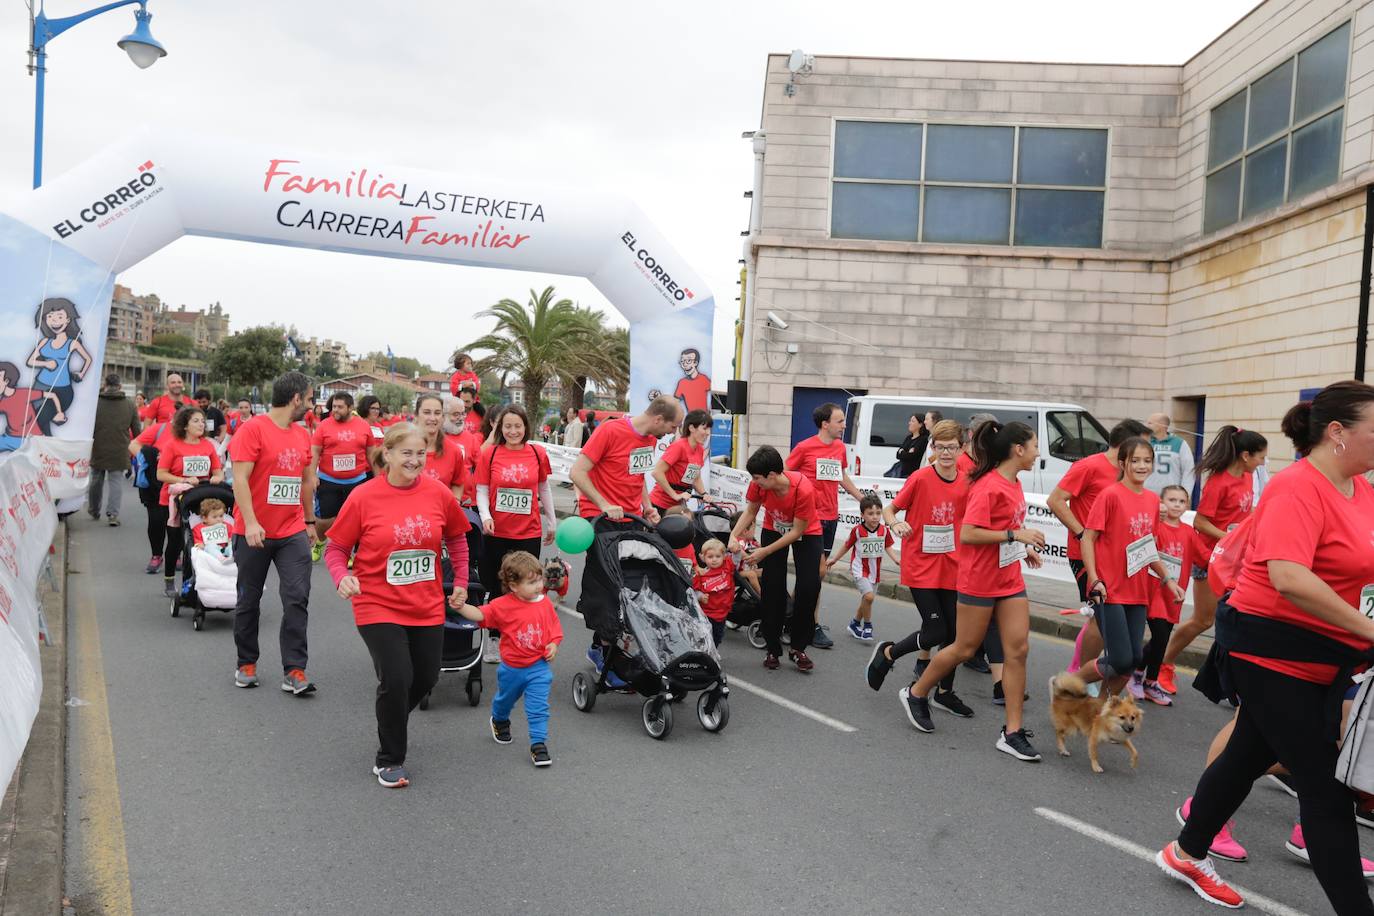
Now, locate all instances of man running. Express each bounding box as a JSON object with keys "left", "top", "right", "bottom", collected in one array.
[
  {"left": 787, "top": 402, "right": 864, "bottom": 649},
  {"left": 1145, "top": 412, "right": 1196, "bottom": 502},
  {"left": 230, "top": 371, "right": 320, "bottom": 696},
  {"left": 310, "top": 392, "right": 374, "bottom": 560},
  {"left": 141, "top": 373, "right": 194, "bottom": 424}
]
